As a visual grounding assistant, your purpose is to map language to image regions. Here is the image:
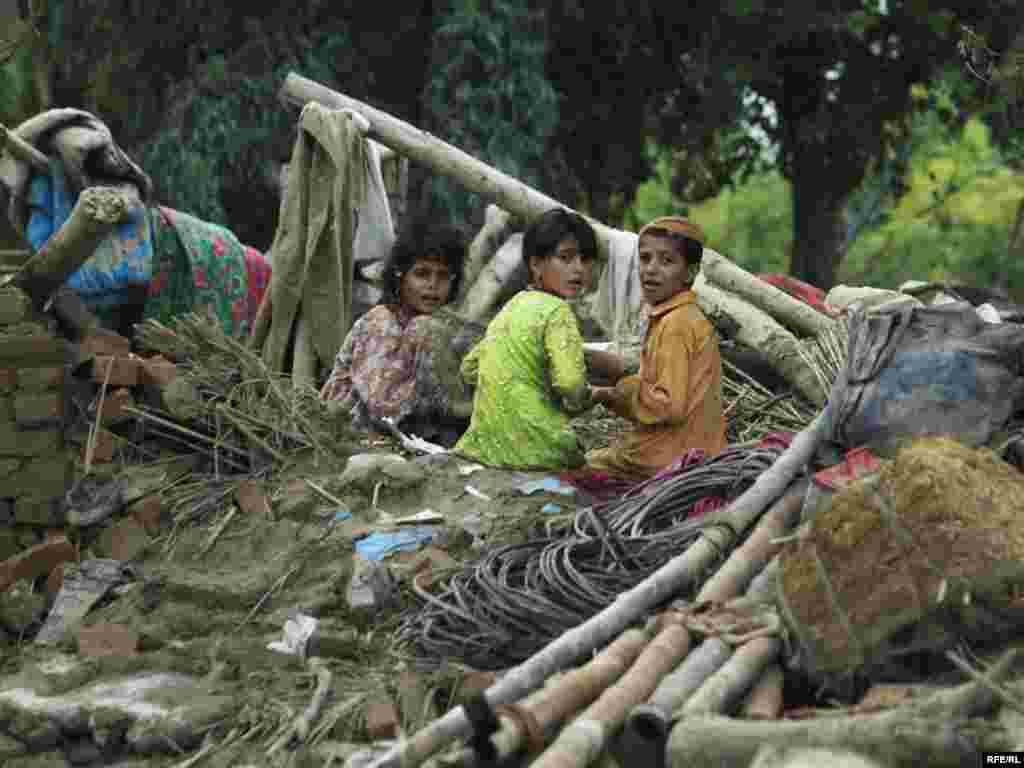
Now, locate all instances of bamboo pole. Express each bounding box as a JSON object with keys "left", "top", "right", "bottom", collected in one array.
[
  {"left": 456, "top": 629, "right": 650, "bottom": 768},
  {"left": 695, "top": 483, "right": 806, "bottom": 605},
  {"left": 739, "top": 663, "right": 785, "bottom": 719},
  {"left": 459, "top": 204, "right": 513, "bottom": 308},
  {"left": 531, "top": 624, "right": 692, "bottom": 768},
  {"left": 701, "top": 250, "right": 835, "bottom": 338},
  {"left": 368, "top": 408, "right": 831, "bottom": 768},
  {"left": 1, "top": 122, "right": 49, "bottom": 171},
  {"left": 682, "top": 636, "right": 781, "bottom": 715},
  {"left": 694, "top": 273, "right": 825, "bottom": 405},
  {"left": 279, "top": 73, "right": 620, "bottom": 256},
  {"left": 13, "top": 184, "right": 137, "bottom": 305}
]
